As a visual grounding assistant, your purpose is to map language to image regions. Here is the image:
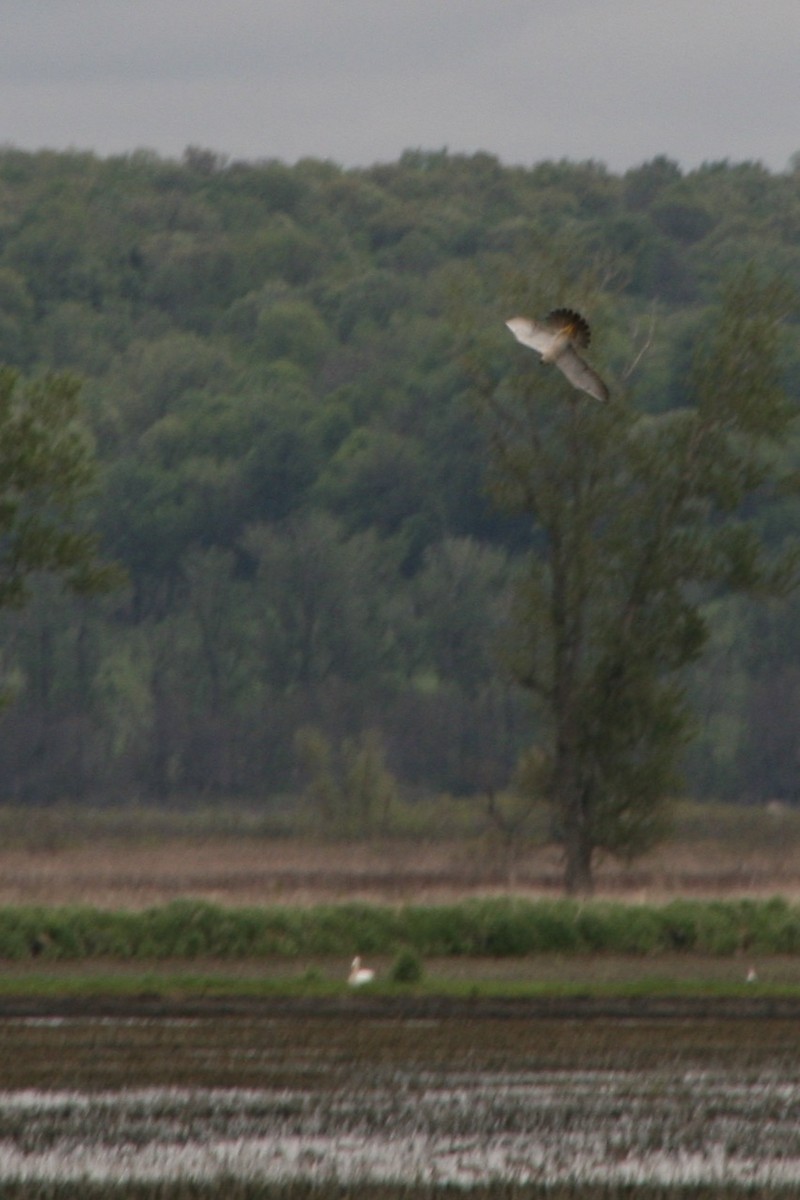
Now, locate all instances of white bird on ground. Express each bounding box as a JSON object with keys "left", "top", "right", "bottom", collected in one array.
[
  {"left": 348, "top": 956, "right": 375, "bottom": 986},
  {"left": 746, "top": 966, "right": 758, "bottom": 983}
]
